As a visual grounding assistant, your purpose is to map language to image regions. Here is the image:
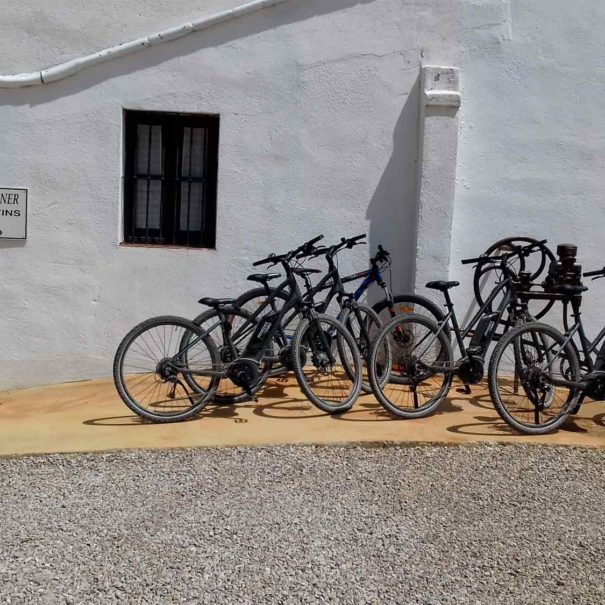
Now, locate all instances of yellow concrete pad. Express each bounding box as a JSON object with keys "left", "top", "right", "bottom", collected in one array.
[{"left": 0, "top": 377, "right": 604, "bottom": 456}]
